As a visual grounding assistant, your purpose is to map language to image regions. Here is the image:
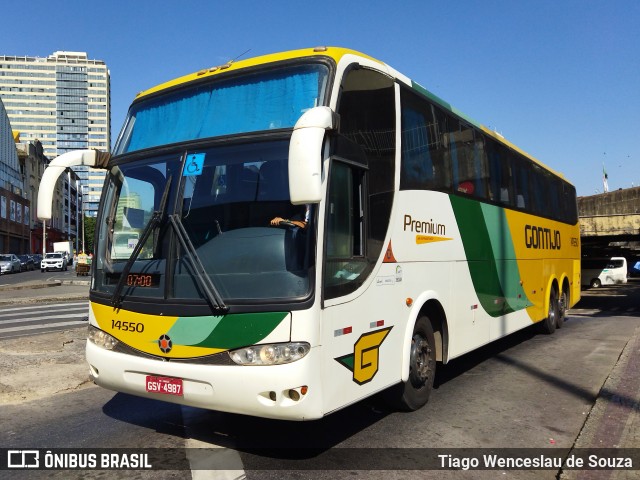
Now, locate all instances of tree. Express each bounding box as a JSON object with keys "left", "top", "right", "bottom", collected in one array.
[{"left": 84, "top": 215, "right": 96, "bottom": 254}]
